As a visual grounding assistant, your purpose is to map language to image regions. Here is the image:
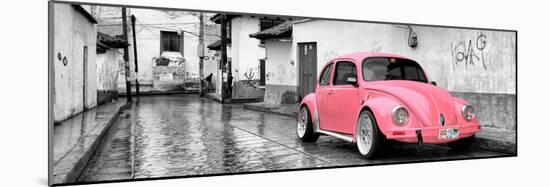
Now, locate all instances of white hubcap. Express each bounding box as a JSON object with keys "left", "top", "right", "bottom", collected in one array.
[
  {"left": 297, "top": 108, "right": 308, "bottom": 138},
  {"left": 357, "top": 114, "right": 374, "bottom": 155}
]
